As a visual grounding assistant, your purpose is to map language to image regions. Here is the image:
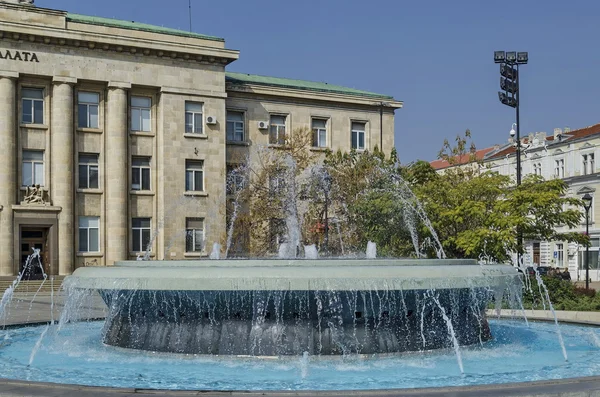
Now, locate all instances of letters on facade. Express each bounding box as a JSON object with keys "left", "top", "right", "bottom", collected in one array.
[{"left": 0, "top": 49, "right": 39, "bottom": 62}]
